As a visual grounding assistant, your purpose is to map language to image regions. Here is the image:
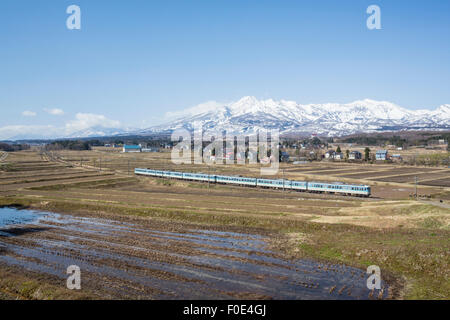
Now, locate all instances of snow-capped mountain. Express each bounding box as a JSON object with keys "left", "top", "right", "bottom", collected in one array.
[
  {"left": 4, "top": 97, "right": 447, "bottom": 141},
  {"left": 65, "top": 126, "right": 135, "bottom": 139},
  {"left": 140, "top": 97, "right": 450, "bottom": 136},
  {"left": 0, "top": 125, "right": 134, "bottom": 141}
]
